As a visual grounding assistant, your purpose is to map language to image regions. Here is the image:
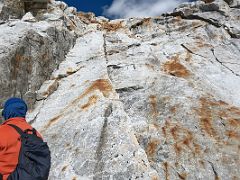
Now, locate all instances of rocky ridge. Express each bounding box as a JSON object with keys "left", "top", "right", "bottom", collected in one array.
[{"left": 0, "top": 0, "right": 240, "bottom": 179}]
